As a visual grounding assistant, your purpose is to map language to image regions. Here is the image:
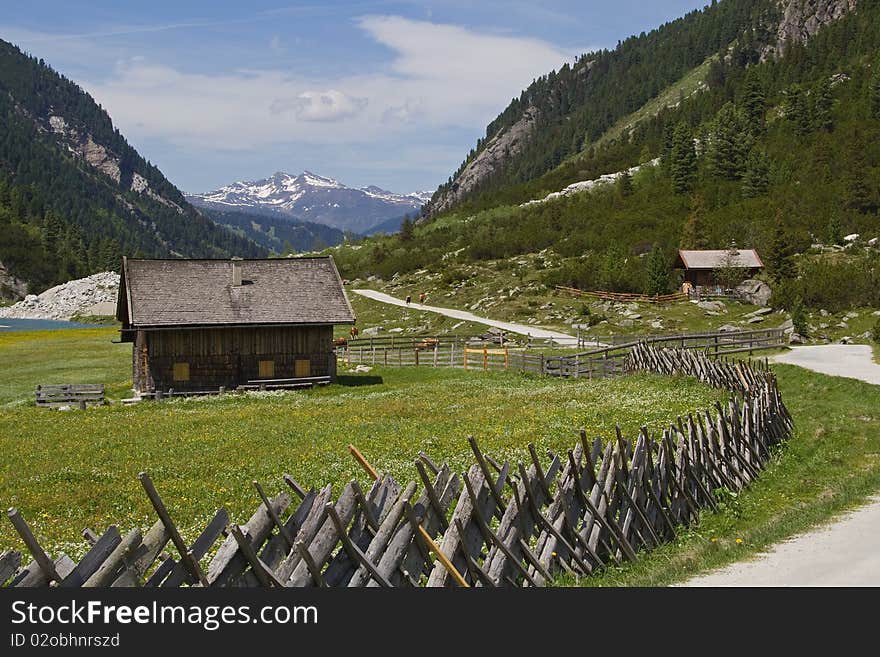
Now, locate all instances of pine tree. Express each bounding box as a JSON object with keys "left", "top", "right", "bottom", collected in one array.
[
  {"left": 741, "top": 149, "right": 771, "bottom": 198},
  {"left": 870, "top": 64, "right": 880, "bottom": 120},
  {"left": 617, "top": 169, "right": 633, "bottom": 197},
  {"left": 787, "top": 86, "right": 812, "bottom": 136},
  {"left": 706, "top": 103, "right": 750, "bottom": 180},
  {"left": 827, "top": 214, "right": 843, "bottom": 245},
  {"left": 680, "top": 194, "right": 709, "bottom": 249},
  {"left": 670, "top": 122, "right": 697, "bottom": 194},
  {"left": 813, "top": 77, "right": 834, "bottom": 132},
  {"left": 845, "top": 146, "right": 875, "bottom": 213},
  {"left": 768, "top": 214, "right": 795, "bottom": 283},
  {"left": 742, "top": 75, "right": 766, "bottom": 133},
  {"left": 645, "top": 244, "right": 669, "bottom": 296},
  {"left": 399, "top": 215, "right": 415, "bottom": 242}
]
